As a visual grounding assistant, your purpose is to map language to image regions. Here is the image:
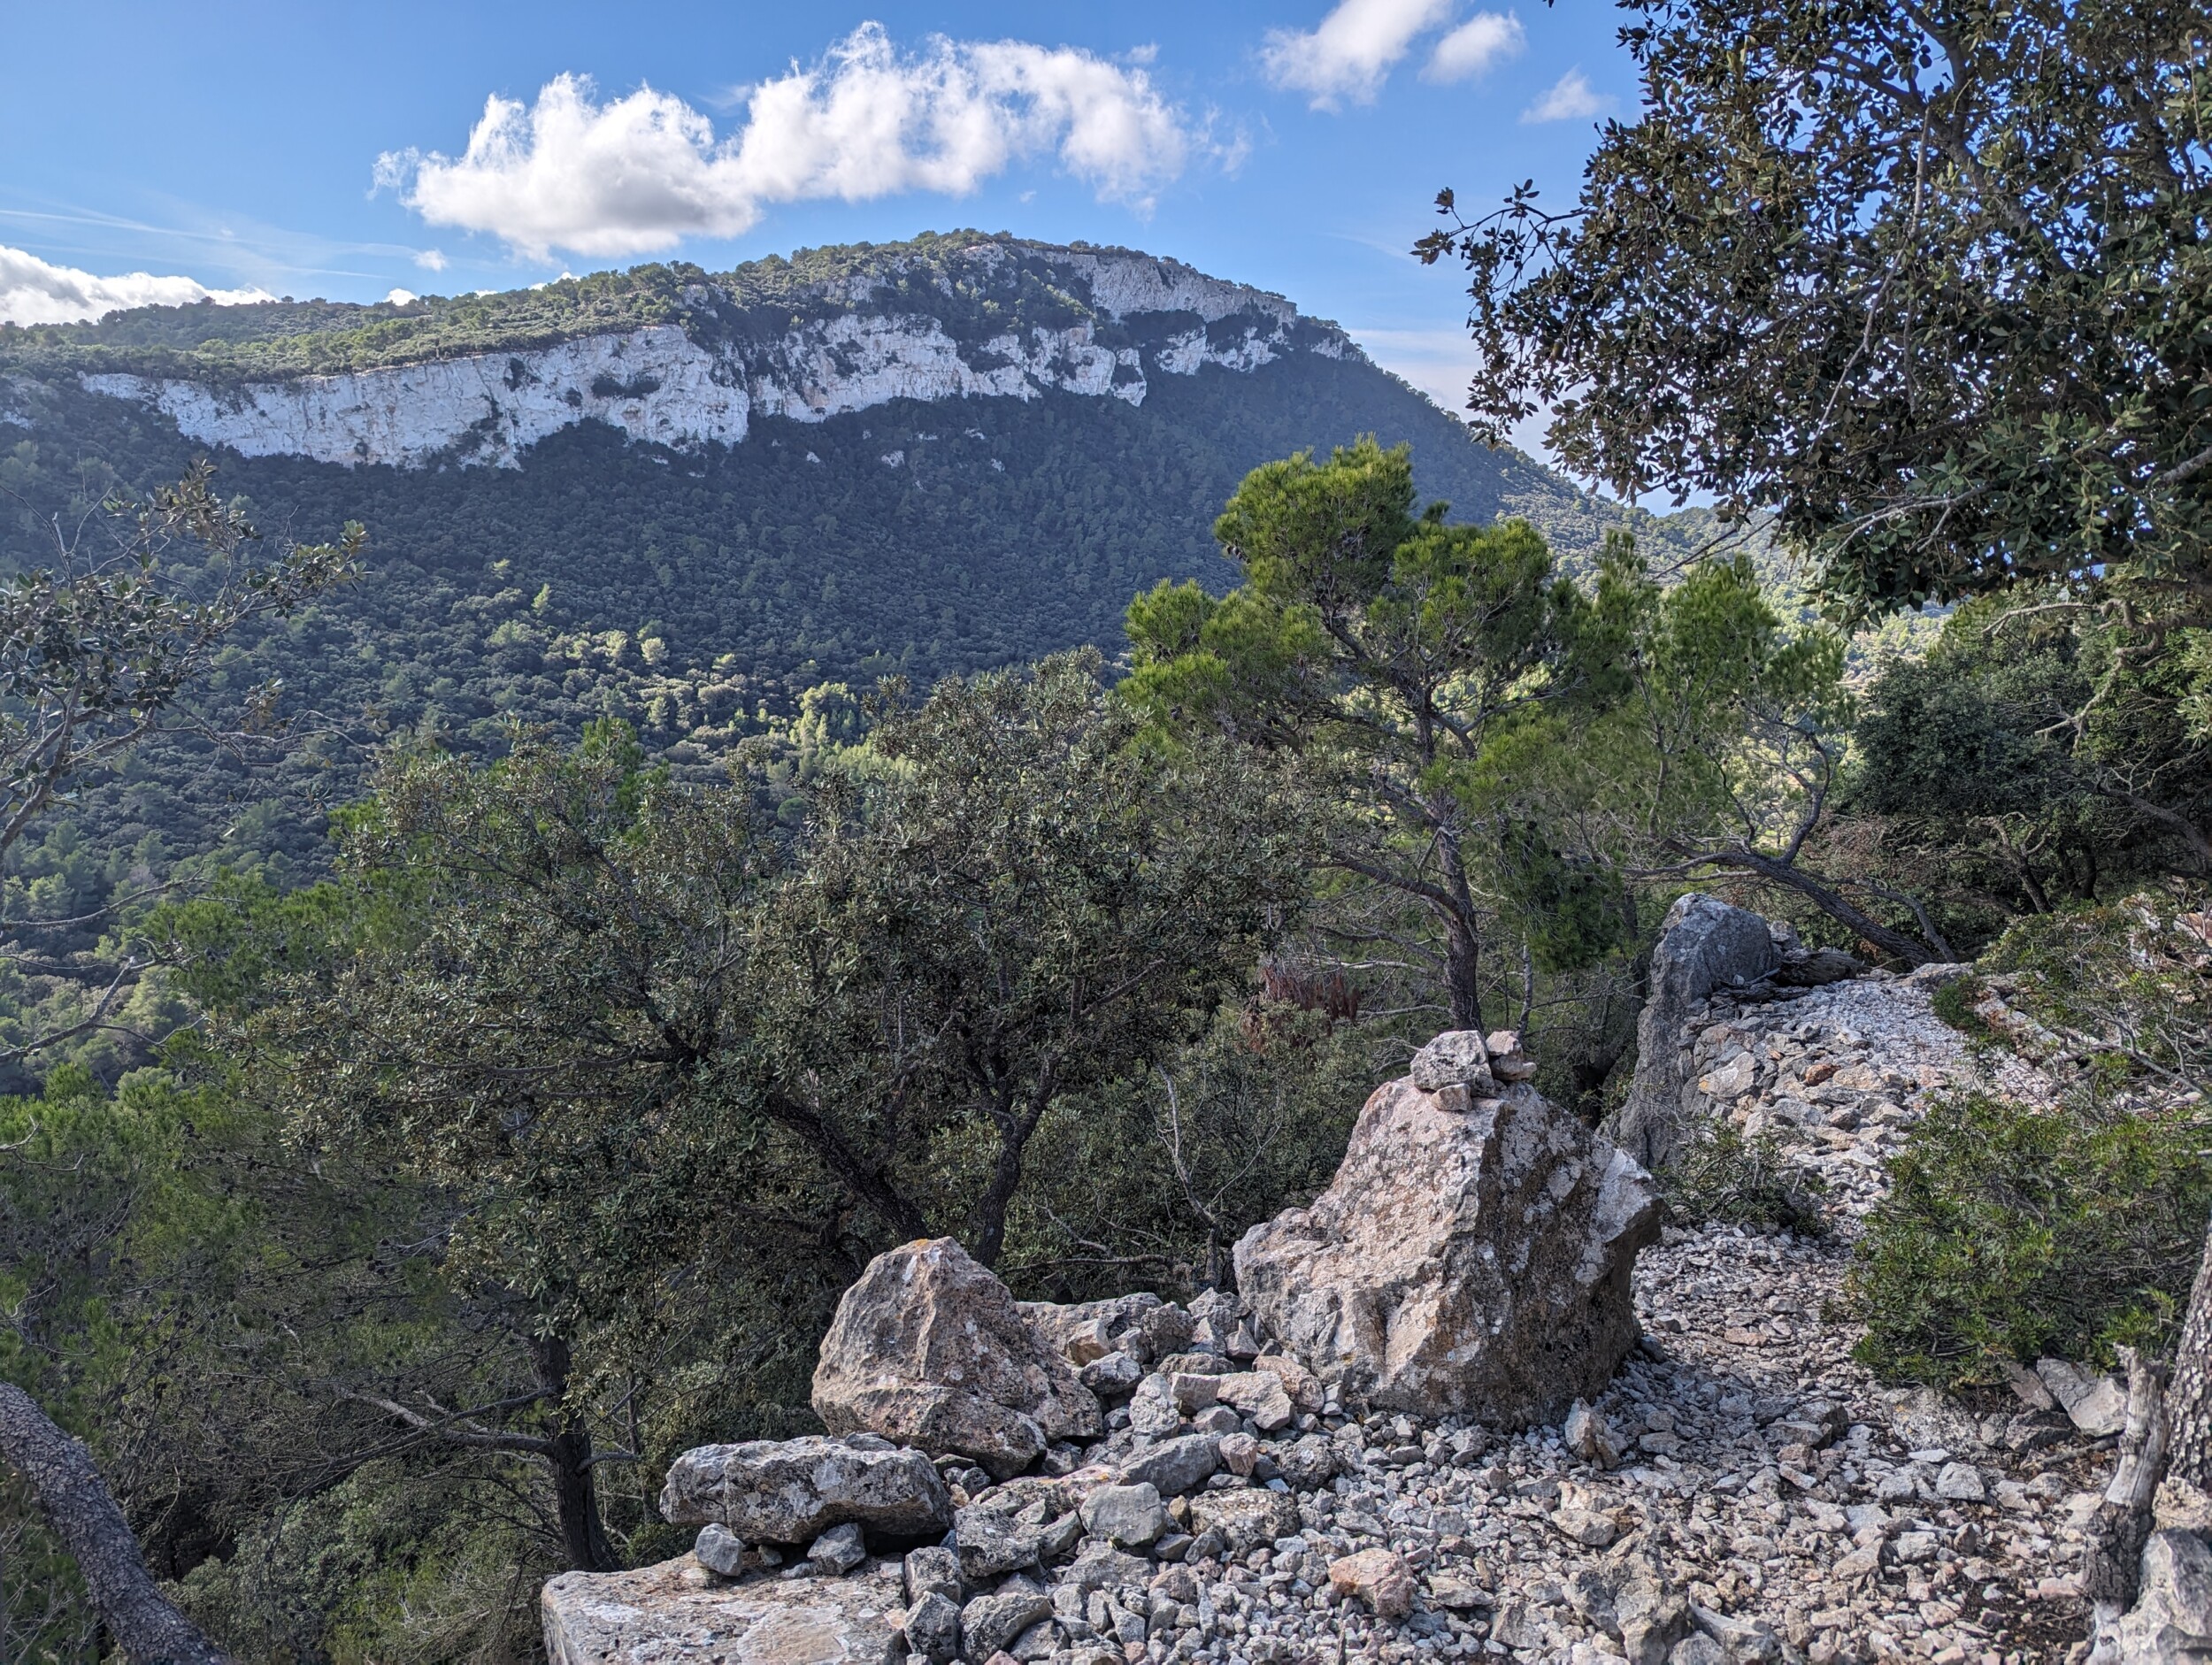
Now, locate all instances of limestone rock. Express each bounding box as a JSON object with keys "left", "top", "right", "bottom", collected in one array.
[
  {"left": 659, "top": 1435, "right": 952, "bottom": 1545},
  {"left": 692, "top": 1523, "right": 749, "bottom": 1577},
  {"left": 1079, "top": 1482, "right": 1166, "bottom": 1548},
  {"left": 2115, "top": 1528, "right": 2212, "bottom": 1661},
  {"left": 808, "top": 1521, "right": 868, "bottom": 1575},
  {"left": 1018, "top": 1293, "right": 1164, "bottom": 1365},
  {"left": 2035, "top": 1356, "right": 2129, "bottom": 1436},
  {"left": 1213, "top": 1370, "right": 1294, "bottom": 1431},
  {"left": 812, "top": 1239, "right": 1102, "bottom": 1479},
  {"left": 1233, "top": 1078, "right": 1660, "bottom": 1425},
  {"left": 903, "top": 1590, "right": 963, "bottom": 1663},
  {"left": 1605, "top": 894, "right": 1779, "bottom": 1170},
  {"left": 542, "top": 1554, "right": 906, "bottom": 1665},
  {"left": 962, "top": 1584, "right": 1053, "bottom": 1660},
  {"left": 1118, "top": 1433, "right": 1220, "bottom": 1496},
  {"left": 903, "top": 1544, "right": 963, "bottom": 1607},
  {"left": 1409, "top": 1030, "right": 1499, "bottom": 1094},
  {"left": 1328, "top": 1547, "right": 1417, "bottom": 1620},
  {"left": 1187, "top": 1487, "right": 1300, "bottom": 1554}
]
